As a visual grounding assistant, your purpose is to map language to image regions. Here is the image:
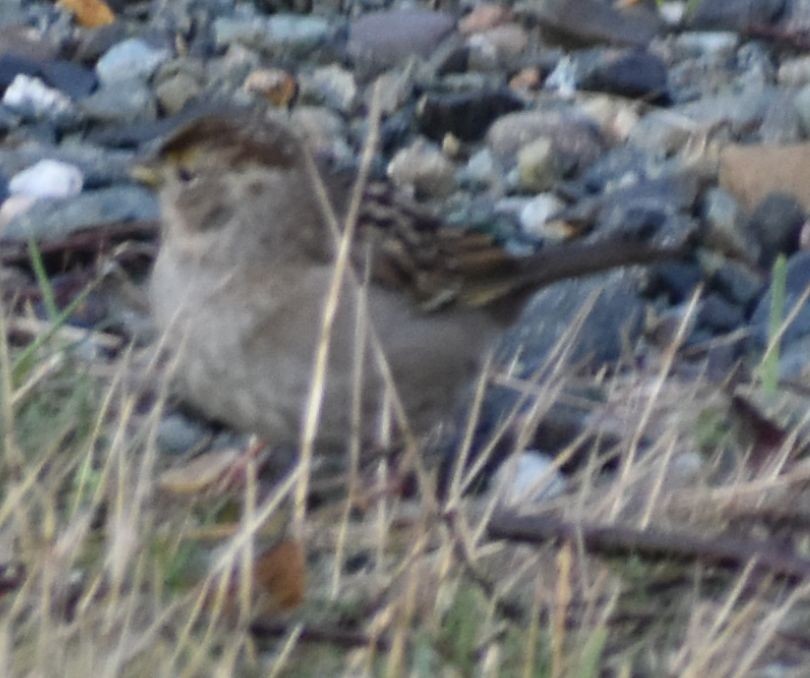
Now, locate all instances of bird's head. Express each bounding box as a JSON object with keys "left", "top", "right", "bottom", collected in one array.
[{"left": 134, "top": 110, "right": 331, "bottom": 268}]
